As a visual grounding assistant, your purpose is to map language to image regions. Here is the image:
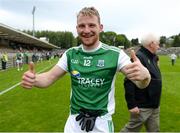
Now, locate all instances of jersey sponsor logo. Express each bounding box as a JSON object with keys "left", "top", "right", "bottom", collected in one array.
[
  {"left": 71, "top": 59, "right": 79, "bottom": 64},
  {"left": 71, "top": 70, "right": 80, "bottom": 78},
  {"left": 97, "top": 60, "right": 105, "bottom": 67},
  {"left": 71, "top": 70, "right": 105, "bottom": 88},
  {"left": 78, "top": 77, "right": 105, "bottom": 88}
]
